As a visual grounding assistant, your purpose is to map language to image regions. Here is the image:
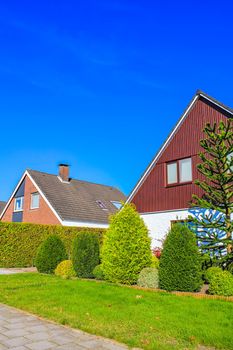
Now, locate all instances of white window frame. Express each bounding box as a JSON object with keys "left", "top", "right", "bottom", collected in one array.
[
  {"left": 179, "top": 157, "right": 192, "bottom": 183},
  {"left": 14, "top": 197, "right": 24, "bottom": 212},
  {"left": 30, "top": 192, "right": 40, "bottom": 209},
  {"left": 167, "top": 162, "right": 178, "bottom": 185},
  {"left": 166, "top": 157, "right": 192, "bottom": 186}
]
